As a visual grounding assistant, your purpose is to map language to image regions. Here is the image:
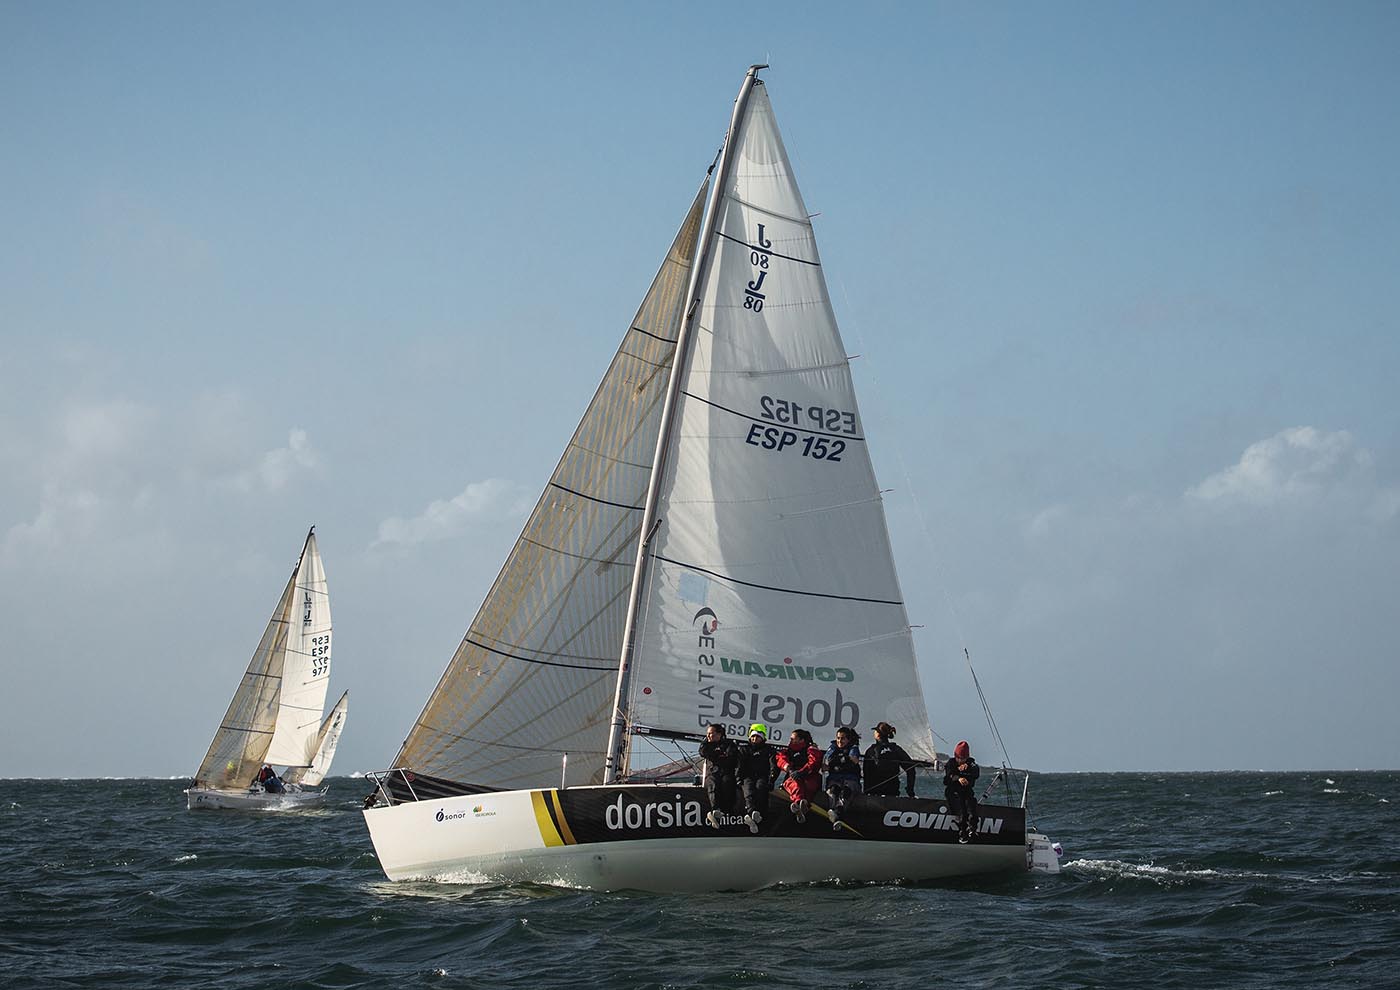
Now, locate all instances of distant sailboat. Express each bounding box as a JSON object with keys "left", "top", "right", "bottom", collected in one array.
[
  {"left": 363, "top": 66, "right": 1059, "bottom": 887},
  {"left": 186, "top": 528, "right": 347, "bottom": 811}
]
